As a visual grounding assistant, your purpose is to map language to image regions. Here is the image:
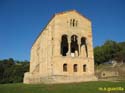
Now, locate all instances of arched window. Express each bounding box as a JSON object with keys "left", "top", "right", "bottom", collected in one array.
[
  {"left": 81, "top": 37, "right": 88, "bottom": 57},
  {"left": 83, "top": 64, "right": 86, "bottom": 72},
  {"left": 71, "top": 35, "right": 79, "bottom": 57},
  {"left": 81, "top": 37, "right": 86, "bottom": 45},
  {"left": 63, "top": 64, "right": 67, "bottom": 72},
  {"left": 70, "top": 19, "right": 73, "bottom": 26},
  {"left": 70, "top": 19, "right": 78, "bottom": 27},
  {"left": 61, "top": 35, "right": 68, "bottom": 56},
  {"left": 73, "top": 19, "right": 75, "bottom": 27},
  {"left": 73, "top": 64, "right": 77, "bottom": 72}
]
